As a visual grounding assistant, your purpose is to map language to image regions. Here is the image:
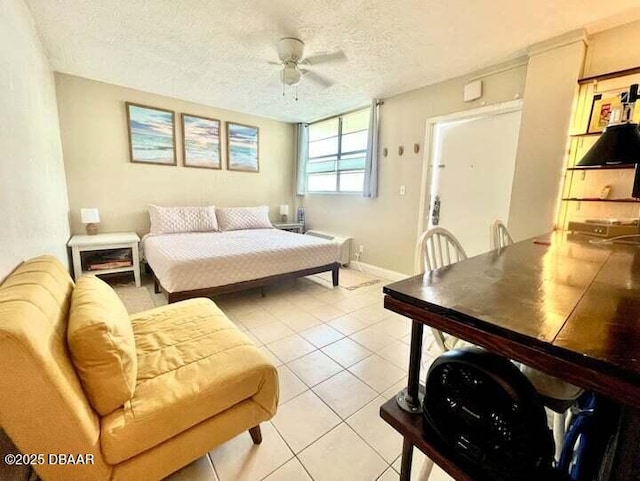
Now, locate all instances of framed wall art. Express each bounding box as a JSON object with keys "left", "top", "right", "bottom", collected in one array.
[
  {"left": 181, "top": 113, "right": 222, "bottom": 169},
  {"left": 126, "top": 102, "right": 176, "bottom": 165},
  {"left": 226, "top": 122, "right": 259, "bottom": 172}
]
